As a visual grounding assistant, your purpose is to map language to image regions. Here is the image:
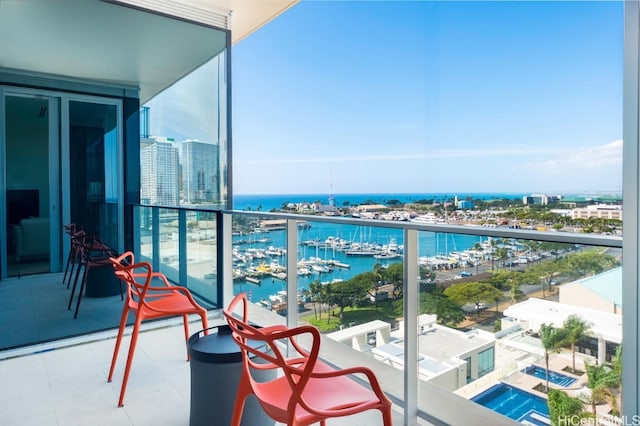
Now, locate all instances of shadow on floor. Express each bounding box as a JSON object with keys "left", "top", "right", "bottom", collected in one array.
[{"left": 0, "top": 272, "right": 127, "bottom": 350}]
